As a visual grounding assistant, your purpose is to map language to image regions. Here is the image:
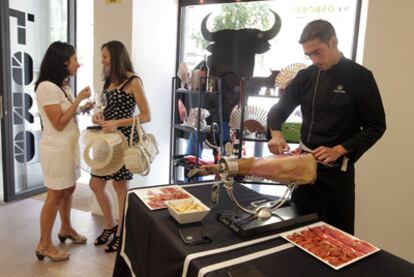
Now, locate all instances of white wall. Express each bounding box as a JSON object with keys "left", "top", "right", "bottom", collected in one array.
[
  {"left": 93, "top": 0, "right": 133, "bottom": 94},
  {"left": 93, "top": 0, "right": 177, "bottom": 187},
  {"left": 355, "top": 0, "right": 414, "bottom": 262},
  {"left": 129, "top": 0, "right": 178, "bottom": 187}
]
